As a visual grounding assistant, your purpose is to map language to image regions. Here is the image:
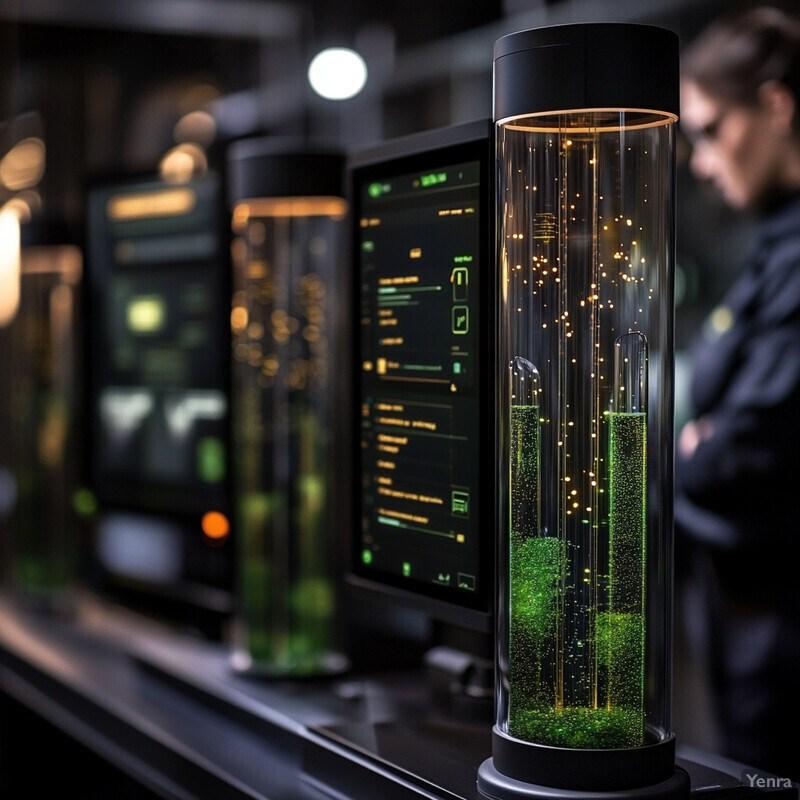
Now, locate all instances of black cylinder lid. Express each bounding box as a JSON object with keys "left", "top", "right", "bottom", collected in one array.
[
  {"left": 494, "top": 23, "right": 679, "bottom": 121},
  {"left": 226, "top": 137, "right": 344, "bottom": 206}
]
